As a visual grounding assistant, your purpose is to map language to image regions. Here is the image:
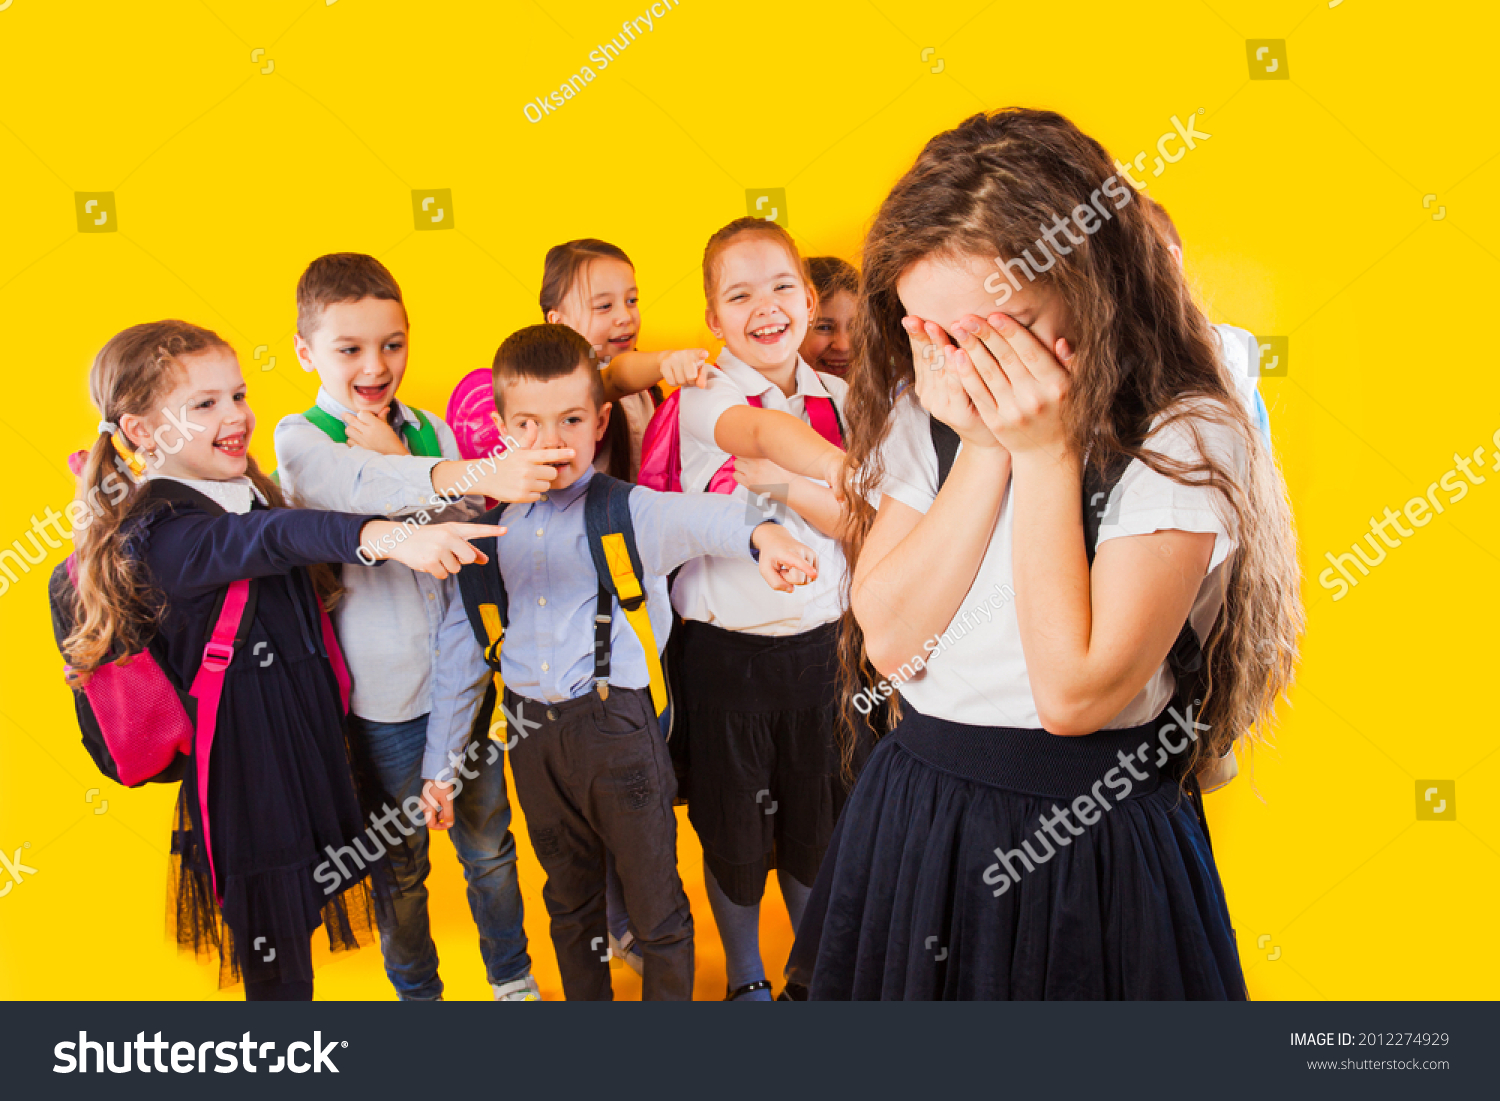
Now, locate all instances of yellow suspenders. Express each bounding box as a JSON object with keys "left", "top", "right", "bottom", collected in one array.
[
  {"left": 599, "top": 533, "right": 668, "bottom": 717},
  {"left": 474, "top": 534, "right": 666, "bottom": 742},
  {"left": 477, "top": 603, "right": 508, "bottom": 740}
]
